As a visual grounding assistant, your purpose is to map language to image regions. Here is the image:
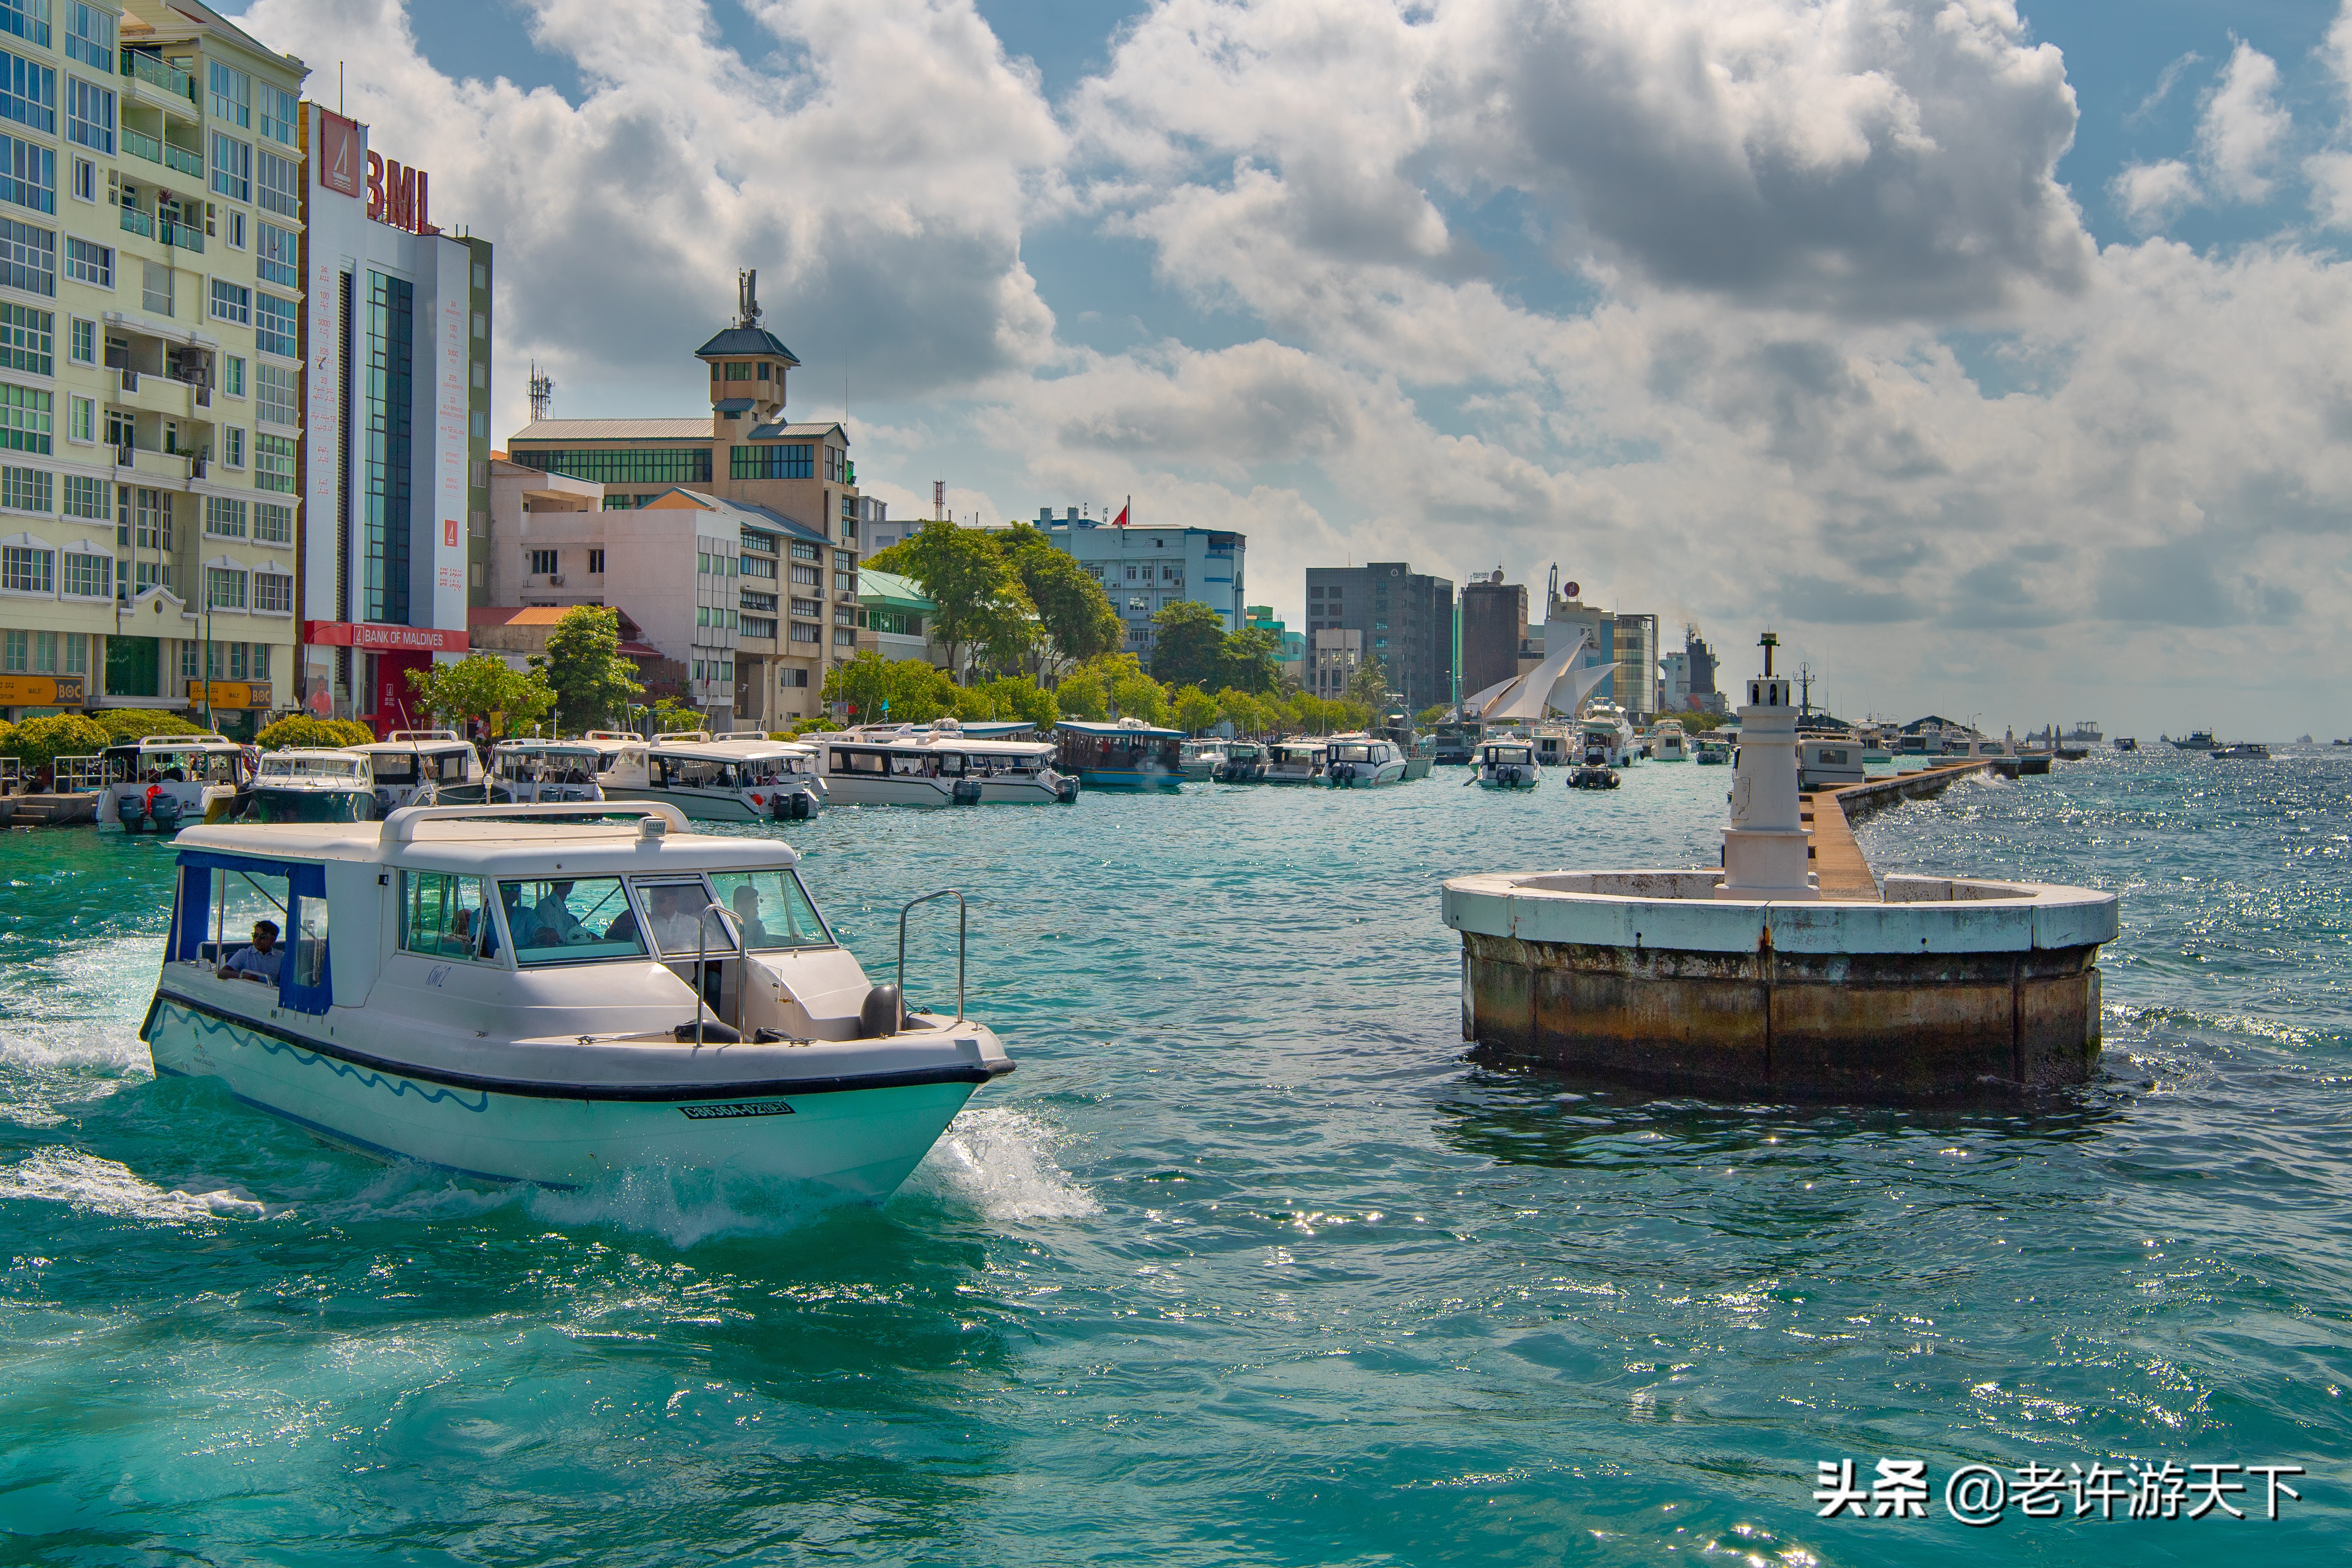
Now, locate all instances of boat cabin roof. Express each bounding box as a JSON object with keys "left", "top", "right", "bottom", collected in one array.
[
  {"left": 175, "top": 803, "right": 795, "bottom": 875},
  {"left": 352, "top": 737, "right": 474, "bottom": 756},
  {"left": 258, "top": 748, "right": 369, "bottom": 768},
  {"left": 111, "top": 734, "right": 243, "bottom": 756},
  {"left": 644, "top": 739, "right": 815, "bottom": 762},
  {"left": 1056, "top": 719, "right": 1183, "bottom": 740}
]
